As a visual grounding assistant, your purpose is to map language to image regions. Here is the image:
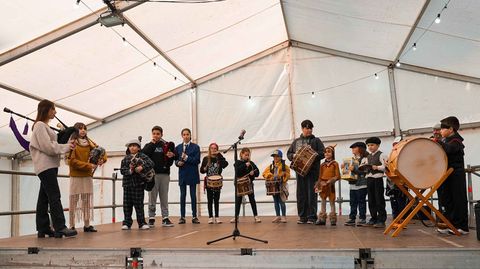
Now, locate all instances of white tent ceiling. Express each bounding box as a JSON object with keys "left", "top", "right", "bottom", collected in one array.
[{"left": 1, "top": 0, "right": 479, "bottom": 155}]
